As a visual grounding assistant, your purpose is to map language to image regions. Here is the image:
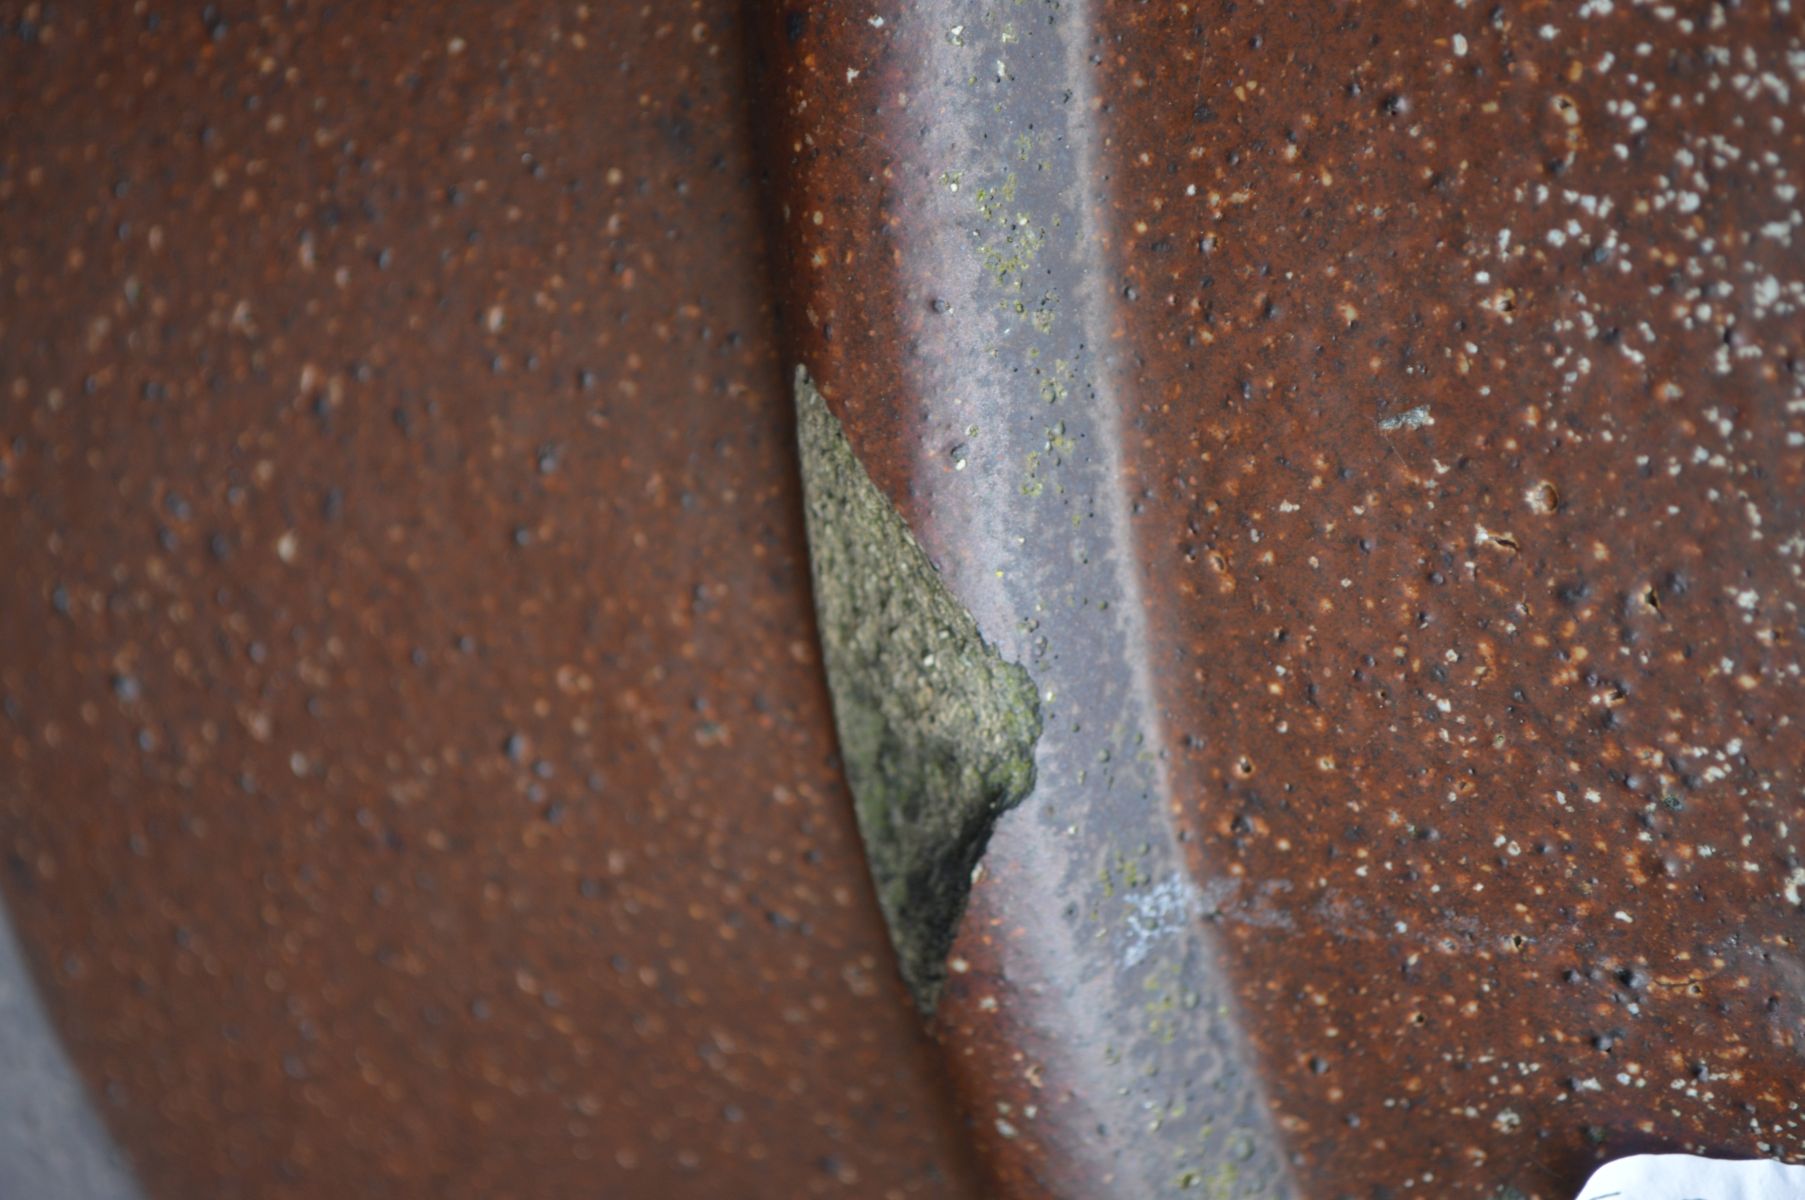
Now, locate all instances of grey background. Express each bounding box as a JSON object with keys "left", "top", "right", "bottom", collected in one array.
[{"left": 0, "top": 908, "right": 141, "bottom": 1199}]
